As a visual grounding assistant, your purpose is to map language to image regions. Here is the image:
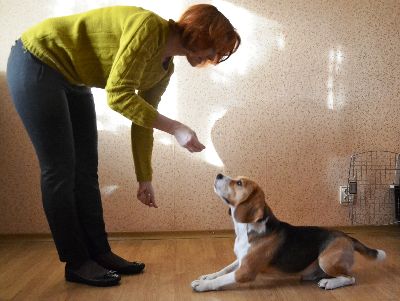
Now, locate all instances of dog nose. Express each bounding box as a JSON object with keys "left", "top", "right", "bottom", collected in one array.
[{"left": 216, "top": 173, "right": 224, "bottom": 180}]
